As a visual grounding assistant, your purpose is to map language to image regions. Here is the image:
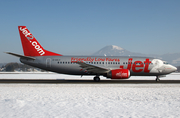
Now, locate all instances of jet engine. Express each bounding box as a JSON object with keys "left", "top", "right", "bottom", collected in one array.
[{"left": 105, "top": 69, "right": 130, "bottom": 79}]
